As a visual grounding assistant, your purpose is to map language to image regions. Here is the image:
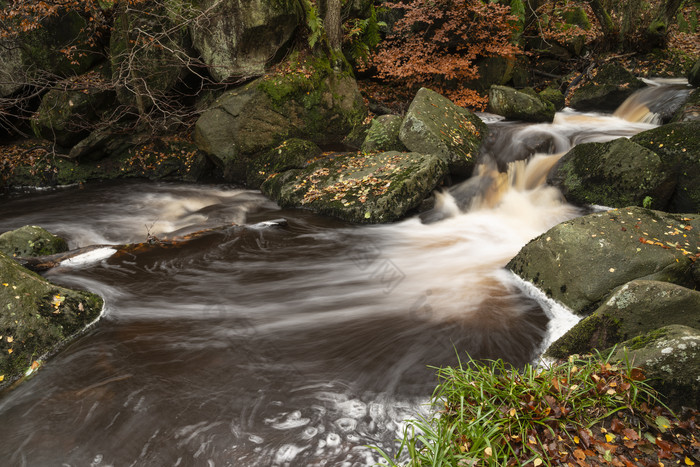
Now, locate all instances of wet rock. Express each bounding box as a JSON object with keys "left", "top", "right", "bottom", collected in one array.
[
  {"left": 631, "top": 122, "right": 700, "bottom": 213},
  {"left": 546, "top": 280, "right": 700, "bottom": 359},
  {"left": 0, "top": 226, "right": 68, "bottom": 258},
  {"left": 610, "top": 325, "right": 700, "bottom": 410},
  {"left": 261, "top": 151, "right": 448, "bottom": 223},
  {"left": 539, "top": 86, "right": 565, "bottom": 111},
  {"left": 0, "top": 250, "right": 103, "bottom": 388},
  {"left": 547, "top": 137, "right": 675, "bottom": 209},
  {"left": 672, "top": 88, "right": 700, "bottom": 123},
  {"left": 507, "top": 206, "right": 700, "bottom": 315},
  {"left": 568, "top": 63, "right": 646, "bottom": 112},
  {"left": 399, "top": 88, "right": 487, "bottom": 177},
  {"left": 246, "top": 139, "right": 321, "bottom": 189},
  {"left": 190, "top": 0, "right": 300, "bottom": 81},
  {"left": 194, "top": 54, "right": 366, "bottom": 183},
  {"left": 488, "top": 85, "right": 556, "bottom": 123},
  {"left": 361, "top": 115, "right": 407, "bottom": 153}
]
